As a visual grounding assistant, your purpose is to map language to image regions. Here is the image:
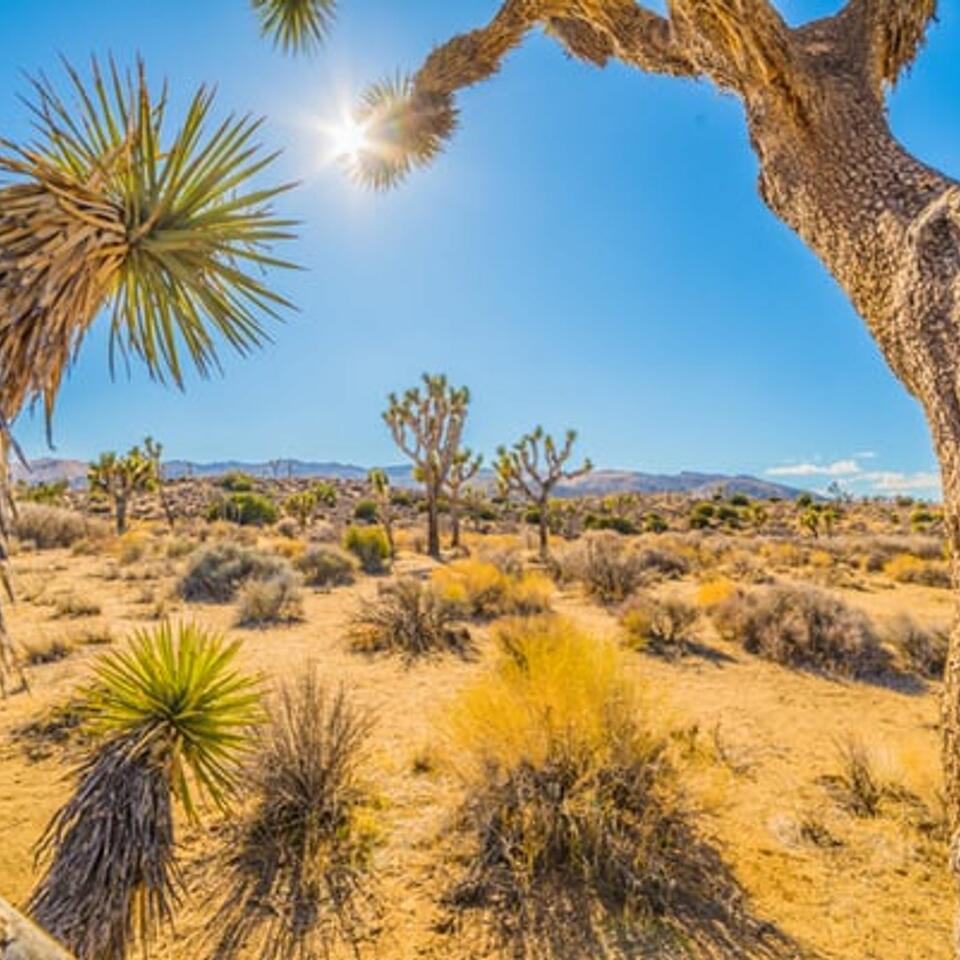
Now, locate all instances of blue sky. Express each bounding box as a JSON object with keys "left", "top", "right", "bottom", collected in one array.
[{"left": 1, "top": 1, "right": 958, "bottom": 497}]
